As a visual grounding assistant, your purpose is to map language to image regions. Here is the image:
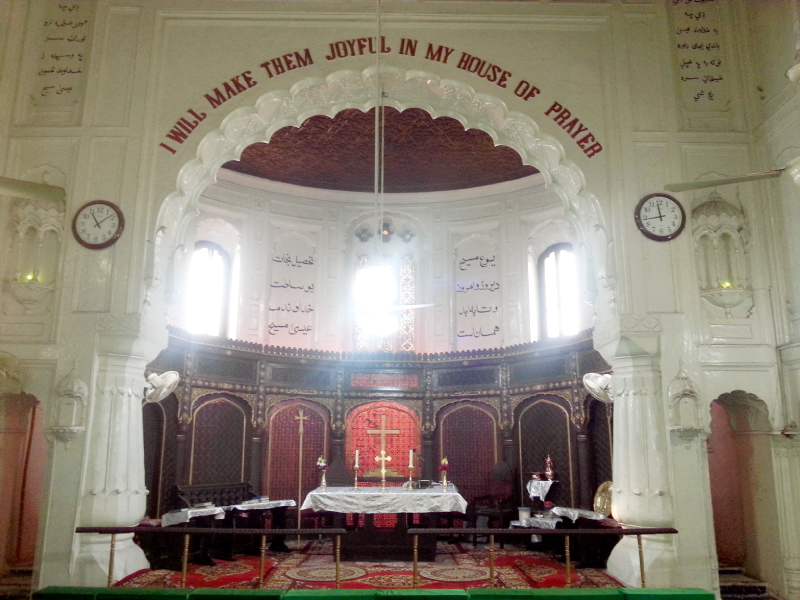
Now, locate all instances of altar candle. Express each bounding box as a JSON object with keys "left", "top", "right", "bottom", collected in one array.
[
  {"left": 409, "top": 449, "right": 414, "bottom": 468},
  {"left": 354, "top": 450, "right": 359, "bottom": 468}
]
